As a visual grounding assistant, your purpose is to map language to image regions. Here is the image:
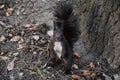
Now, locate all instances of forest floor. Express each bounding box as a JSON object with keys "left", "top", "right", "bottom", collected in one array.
[{"left": 0, "top": 0, "right": 119, "bottom": 80}]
